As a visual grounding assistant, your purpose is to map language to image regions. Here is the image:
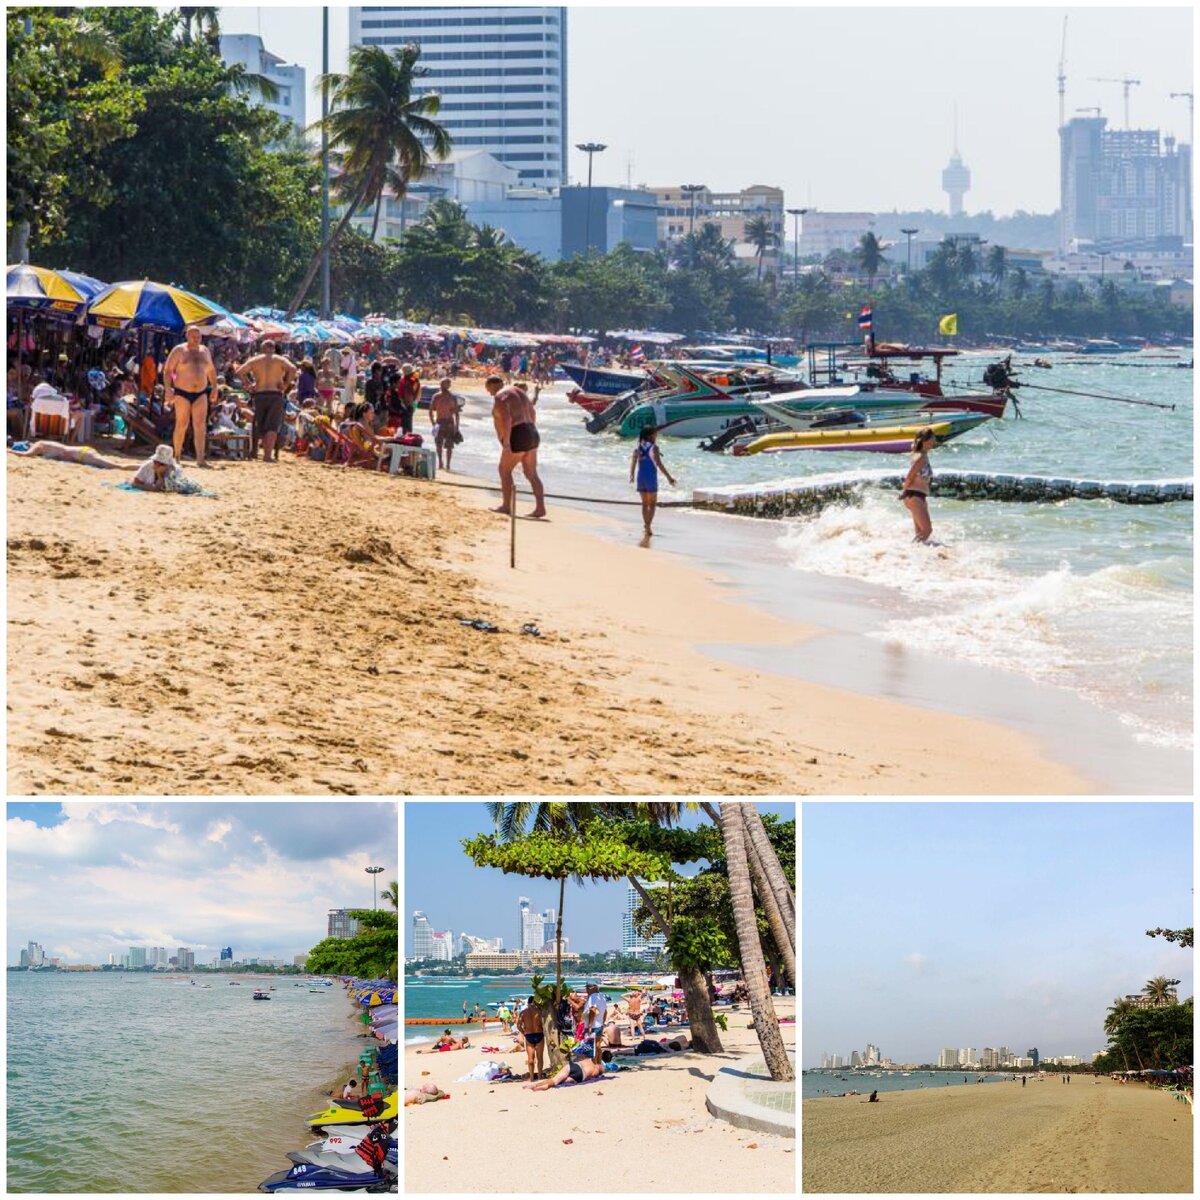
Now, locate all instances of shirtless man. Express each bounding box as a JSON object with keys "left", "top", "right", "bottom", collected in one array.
[
  {"left": 429, "top": 377, "right": 462, "bottom": 470},
  {"left": 485, "top": 374, "right": 546, "bottom": 518},
  {"left": 164, "top": 326, "right": 219, "bottom": 467},
  {"left": 516, "top": 995, "right": 546, "bottom": 1080},
  {"left": 232, "top": 340, "right": 296, "bottom": 462},
  {"left": 523, "top": 1051, "right": 610, "bottom": 1091}
]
